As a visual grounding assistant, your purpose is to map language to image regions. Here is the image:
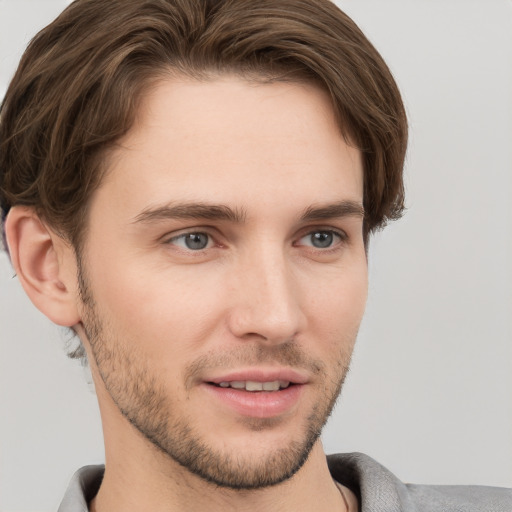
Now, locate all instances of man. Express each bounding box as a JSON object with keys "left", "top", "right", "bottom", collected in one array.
[{"left": 0, "top": 0, "right": 510, "bottom": 510}]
